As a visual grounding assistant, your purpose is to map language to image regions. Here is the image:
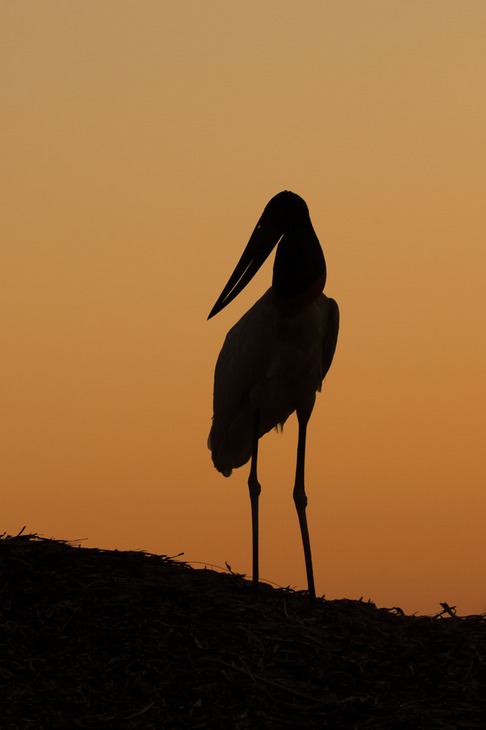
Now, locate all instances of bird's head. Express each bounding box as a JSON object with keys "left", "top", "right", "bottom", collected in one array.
[{"left": 208, "top": 191, "right": 324, "bottom": 319}]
